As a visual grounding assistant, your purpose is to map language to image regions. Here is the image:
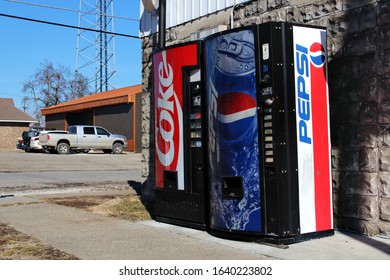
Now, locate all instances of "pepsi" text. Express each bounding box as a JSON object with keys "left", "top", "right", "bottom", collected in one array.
[{"left": 295, "top": 44, "right": 312, "bottom": 144}]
